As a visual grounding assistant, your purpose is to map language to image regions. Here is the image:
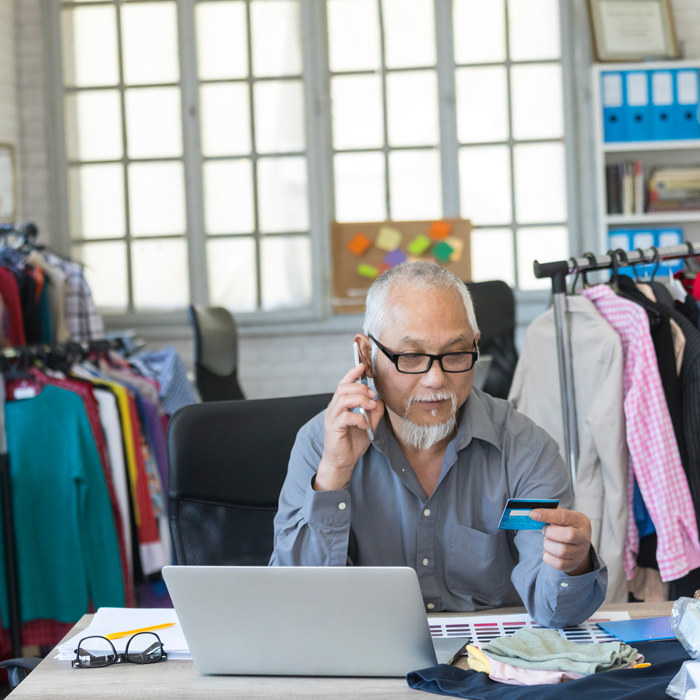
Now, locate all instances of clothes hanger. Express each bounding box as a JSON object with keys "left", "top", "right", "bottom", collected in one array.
[
  {"left": 607, "top": 248, "right": 623, "bottom": 293},
  {"left": 581, "top": 252, "right": 596, "bottom": 288}
]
